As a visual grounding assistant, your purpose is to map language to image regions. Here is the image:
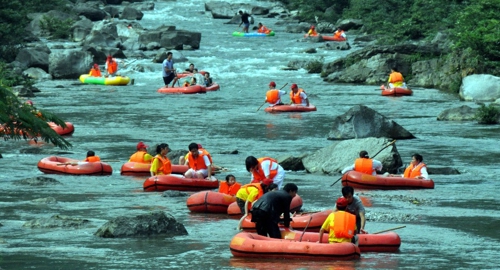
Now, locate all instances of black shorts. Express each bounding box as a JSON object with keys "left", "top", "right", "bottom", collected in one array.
[{"left": 163, "top": 73, "right": 175, "bottom": 85}]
